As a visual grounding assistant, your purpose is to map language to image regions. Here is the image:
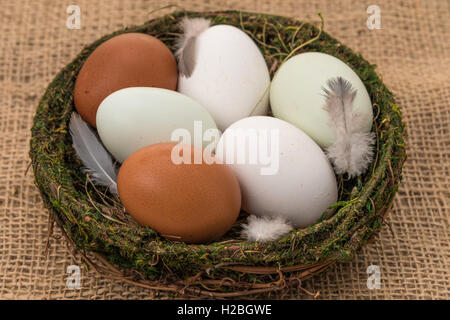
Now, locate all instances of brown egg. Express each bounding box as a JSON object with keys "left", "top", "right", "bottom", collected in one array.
[
  {"left": 117, "top": 143, "right": 241, "bottom": 244},
  {"left": 74, "top": 33, "right": 178, "bottom": 127}
]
